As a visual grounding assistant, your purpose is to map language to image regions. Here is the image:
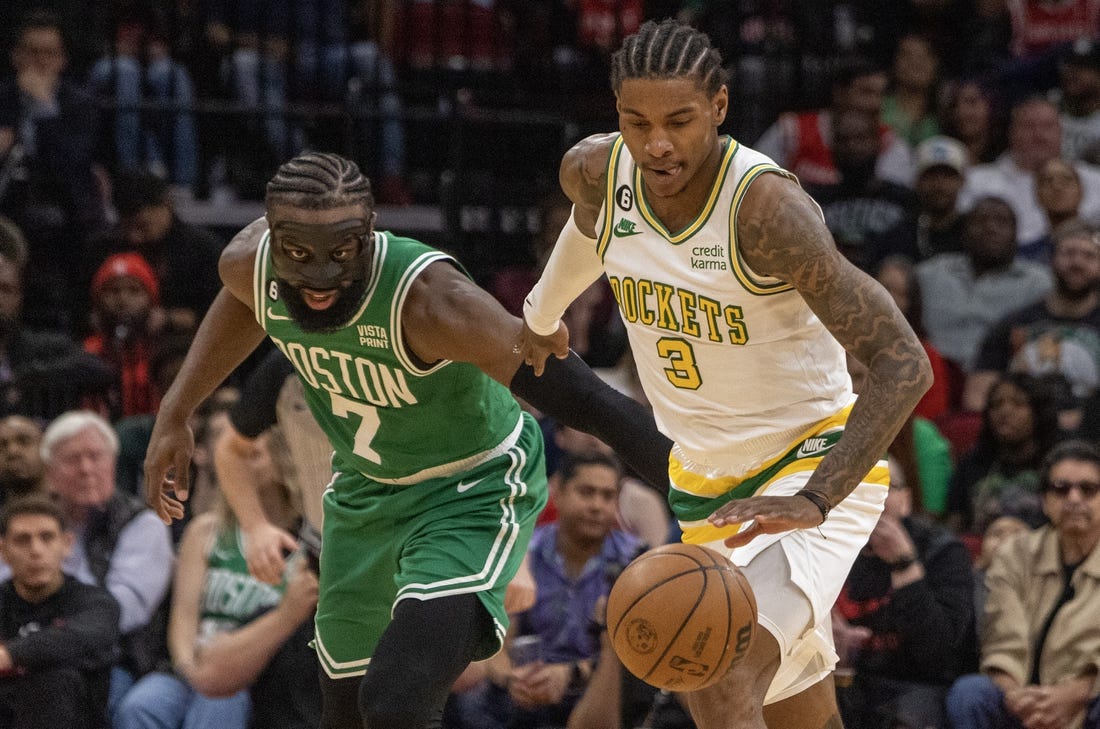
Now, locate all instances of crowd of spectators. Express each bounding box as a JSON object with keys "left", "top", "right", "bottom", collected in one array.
[{"left": 1, "top": 1, "right": 1100, "bottom": 728}]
